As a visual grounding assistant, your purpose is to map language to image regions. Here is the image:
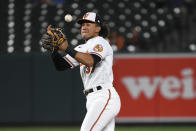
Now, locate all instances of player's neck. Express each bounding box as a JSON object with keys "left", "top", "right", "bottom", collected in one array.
[{"left": 84, "top": 35, "right": 99, "bottom": 42}]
